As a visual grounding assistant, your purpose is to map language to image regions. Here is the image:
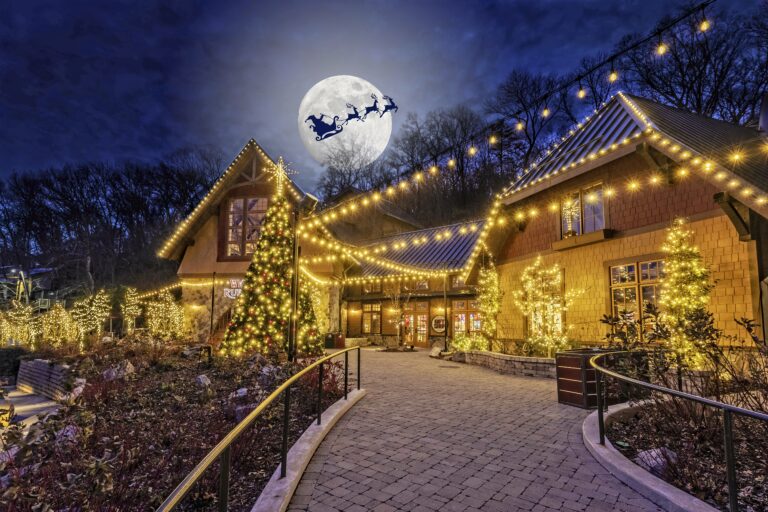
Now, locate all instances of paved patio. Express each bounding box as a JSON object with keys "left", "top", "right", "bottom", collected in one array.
[{"left": 288, "top": 349, "right": 662, "bottom": 512}]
